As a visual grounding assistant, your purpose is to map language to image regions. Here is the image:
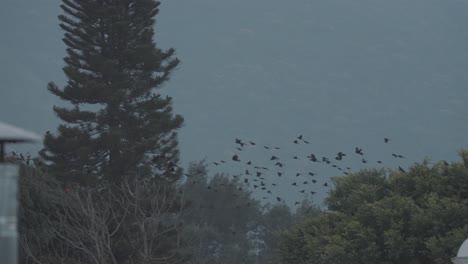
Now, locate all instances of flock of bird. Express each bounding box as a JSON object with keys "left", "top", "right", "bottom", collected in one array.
[
  {"left": 7, "top": 135, "right": 410, "bottom": 209},
  {"left": 184, "top": 135, "right": 411, "bottom": 207}
]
